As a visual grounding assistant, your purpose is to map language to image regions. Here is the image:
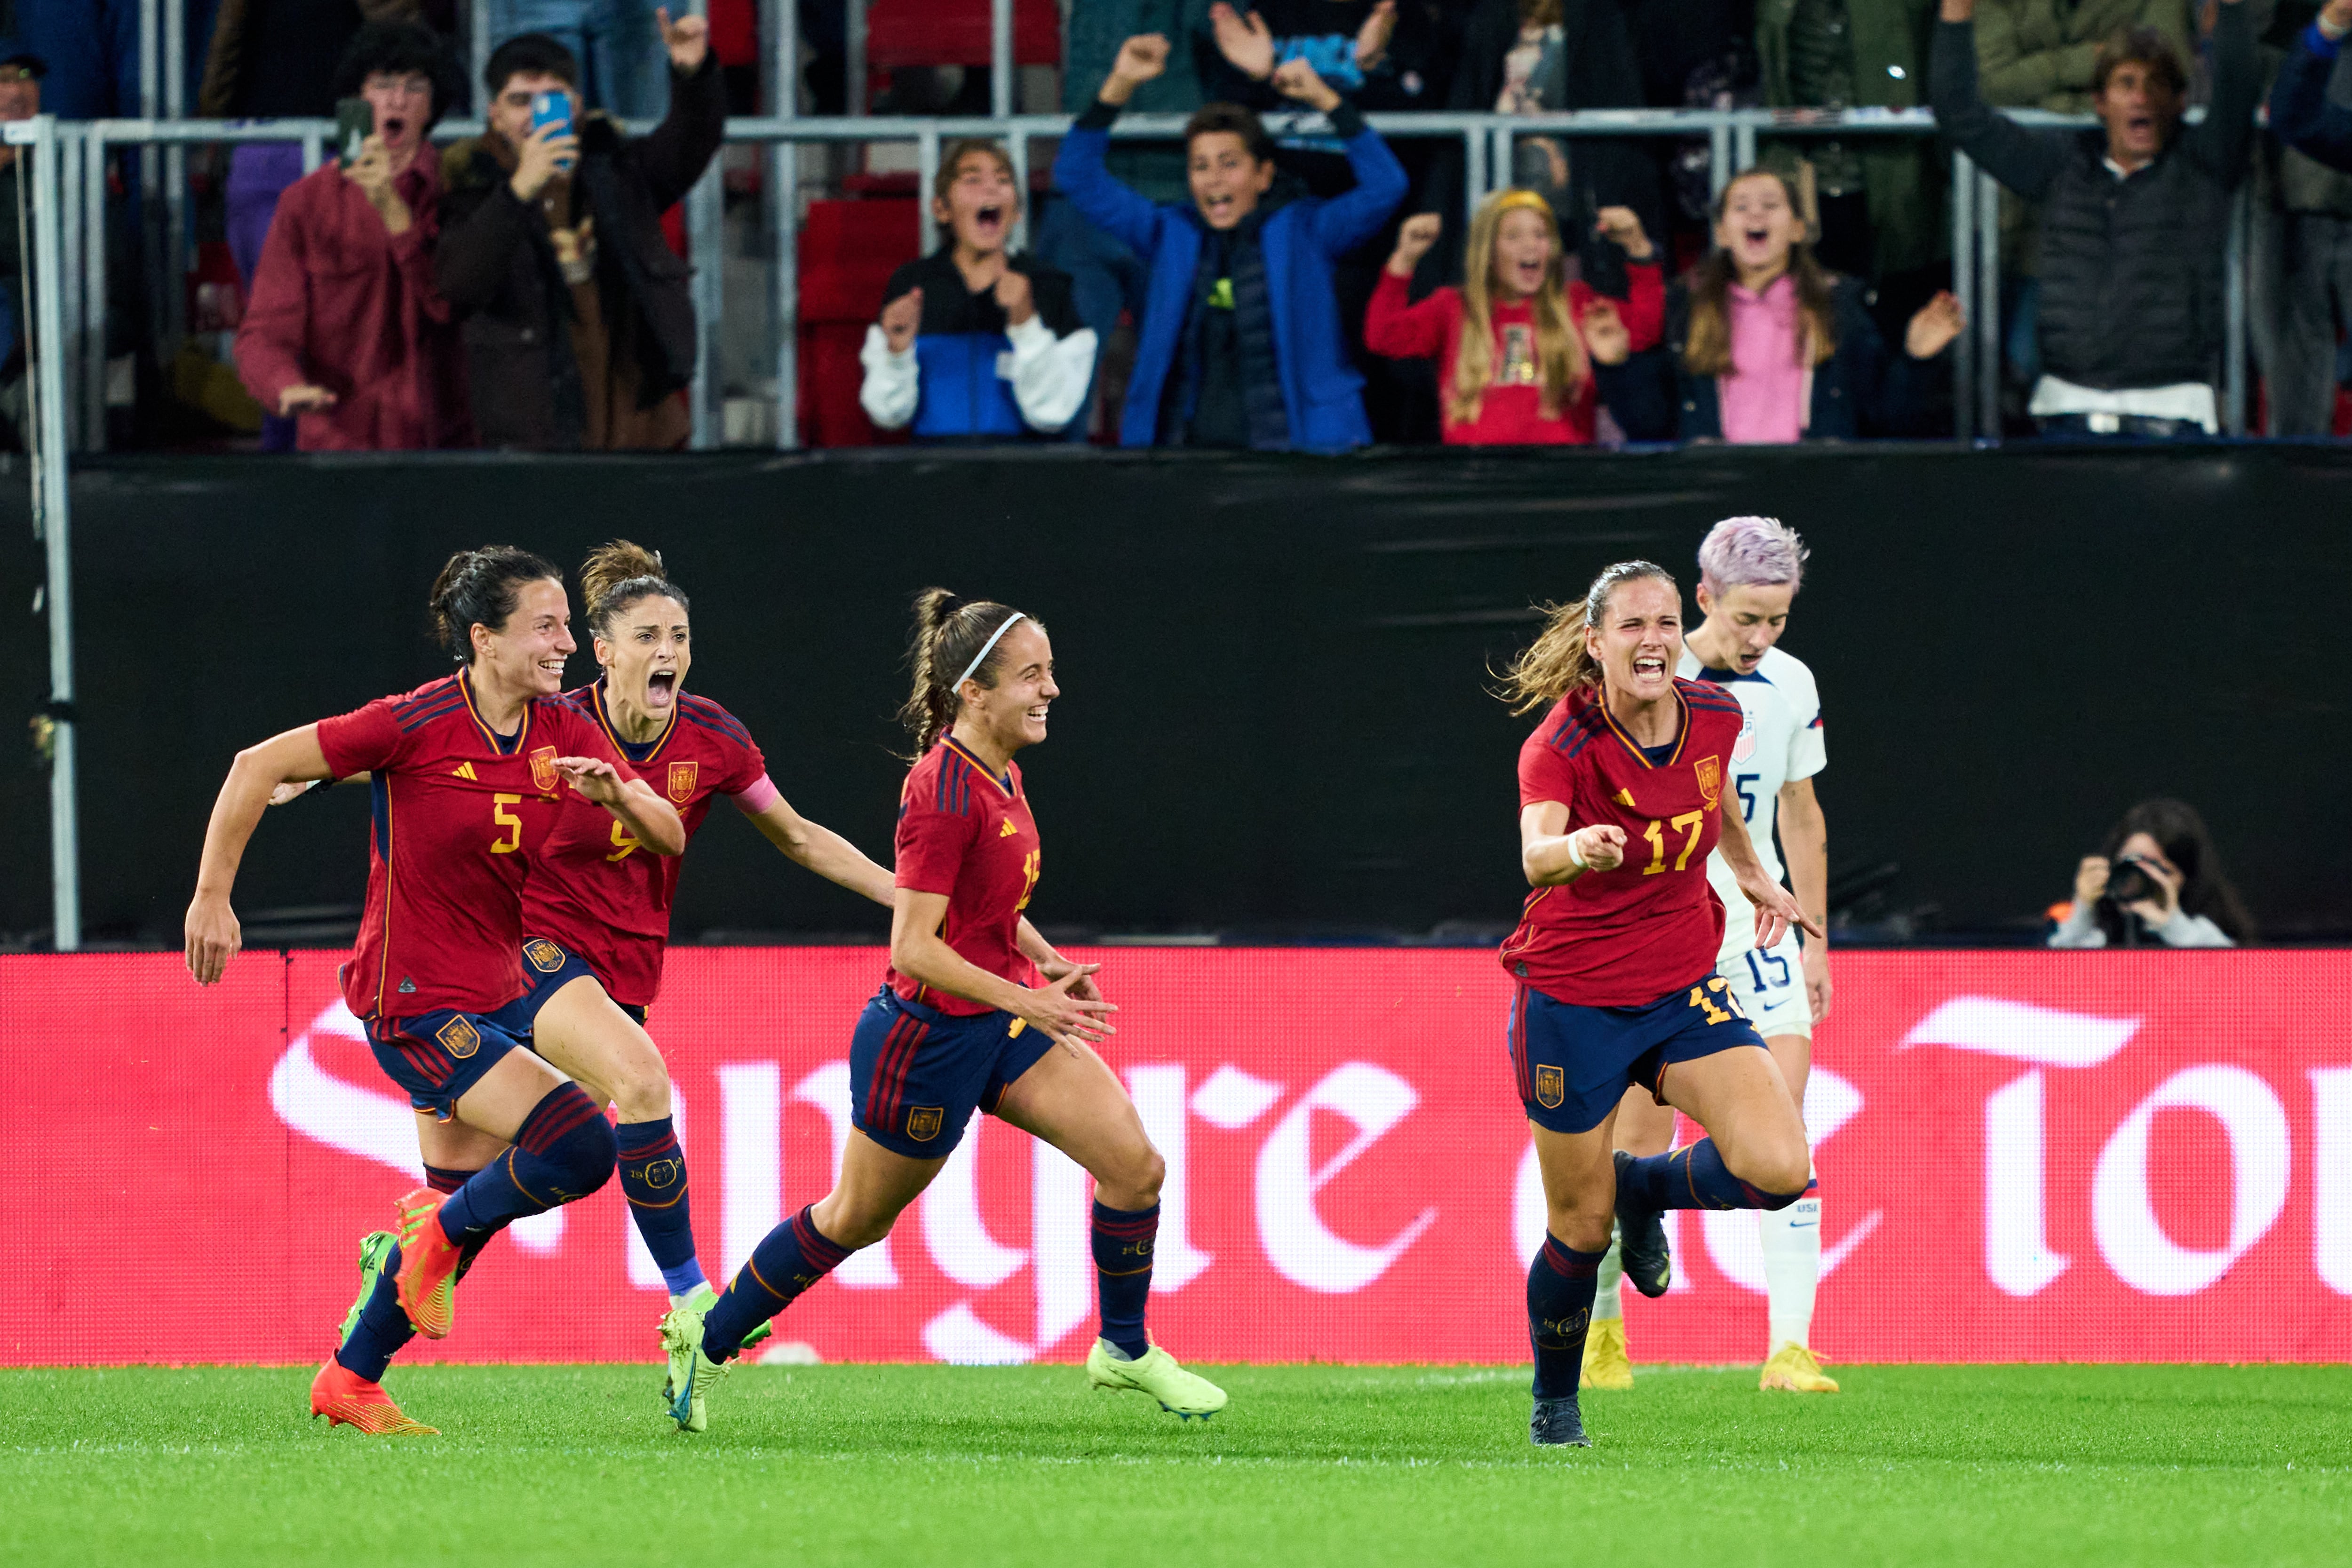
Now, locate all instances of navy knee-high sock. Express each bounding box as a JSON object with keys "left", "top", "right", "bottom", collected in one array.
[
  {"left": 616, "top": 1116, "right": 705, "bottom": 1295},
  {"left": 436, "top": 1084, "right": 616, "bottom": 1245},
  {"left": 1528, "top": 1234, "right": 1606, "bottom": 1400},
  {"left": 1092, "top": 1200, "right": 1158, "bottom": 1360},
  {"left": 1617, "top": 1138, "right": 1805, "bottom": 1212},
  {"left": 701, "top": 1205, "right": 851, "bottom": 1362},
  {"left": 422, "top": 1163, "right": 503, "bottom": 1283},
  {"left": 335, "top": 1248, "right": 415, "bottom": 1382}
]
